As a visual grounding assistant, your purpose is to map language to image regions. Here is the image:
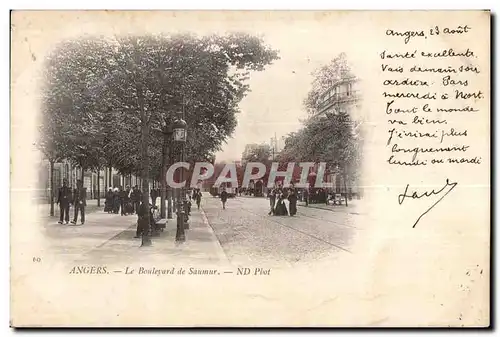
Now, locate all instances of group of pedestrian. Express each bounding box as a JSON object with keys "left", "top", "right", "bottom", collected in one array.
[
  {"left": 134, "top": 199, "right": 158, "bottom": 238},
  {"left": 267, "top": 185, "right": 298, "bottom": 216},
  {"left": 104, "top": 185, "right": 144, "bottom": 216},
  {"left": 56, "top": 179, "right": 87, "bottom": 225},
  {"left": 135, "top": 188, "right": 197, "bottom": 238}
]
